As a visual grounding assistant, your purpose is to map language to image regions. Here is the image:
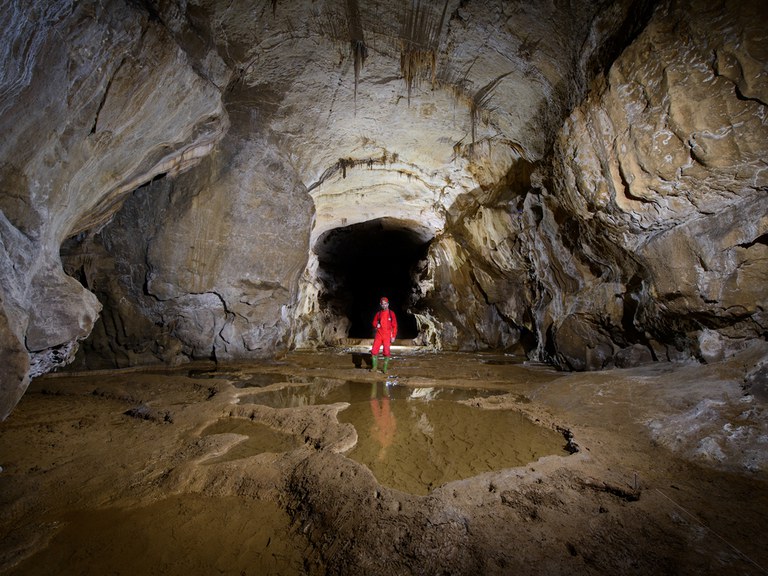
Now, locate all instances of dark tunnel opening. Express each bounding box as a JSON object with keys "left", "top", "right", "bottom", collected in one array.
[{"left": 314, "top": 219, "right": 432, "bottom": 340}]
